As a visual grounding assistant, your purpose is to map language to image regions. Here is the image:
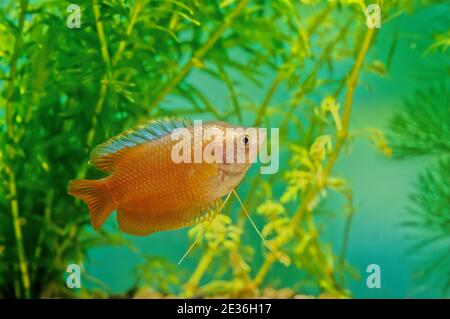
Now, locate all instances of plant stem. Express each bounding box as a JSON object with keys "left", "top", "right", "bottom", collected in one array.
[
  {"left": 253, "top": 25, "right": 376, "bottom": 287},
  {"left": 92, "top": 0, "right": 113, "bottom": 80},
  {"left": 77, "top": 1, "right": 110, "bottom": 179},
  {"left": 32, "top": 189, "right": 54, "bottom": 279},
  {"left": 218, "top": 64, "right": 242, "bottom": 121},
  {"left": 253, "top": 2, "right": 335, "bottom": 126},
  {"left": 254, "top": 73, "right": 283, "bottom": 126},
  {"left": 280, "top": 17, "right": 353, "bottom": 129},
  {"left": 112, "top": 0, "right": 143, "bottom": 66},
  {"left": 78, "top": 0, "right": 143, "bottom": 179},
  {"left": 148, "top": 0, "right": 249, "bottom": 111},
  {"left": 4, "top": 0, "right": 31, "bottom": 298},
  {"left": 338, "top": 192, "right": 355, "bottom": 286},
  {"left": 183, "top": 249, "right": 214, "bottom": 297}
]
